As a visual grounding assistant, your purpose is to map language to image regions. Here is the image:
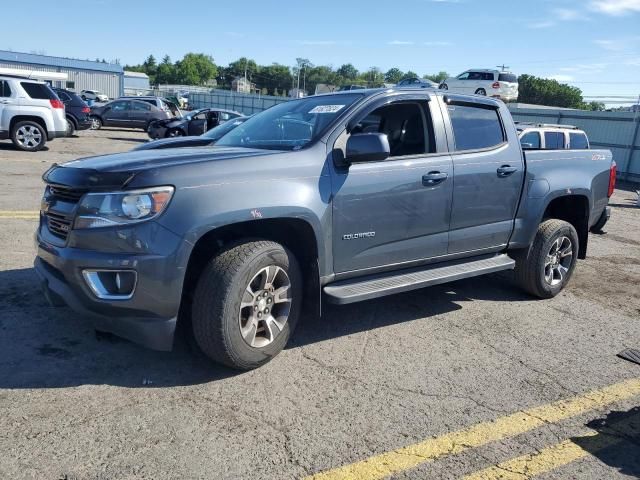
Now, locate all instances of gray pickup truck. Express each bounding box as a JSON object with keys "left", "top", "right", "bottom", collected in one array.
[{"left": 35, "top": 89, "right": 616, "bottom": 370}]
